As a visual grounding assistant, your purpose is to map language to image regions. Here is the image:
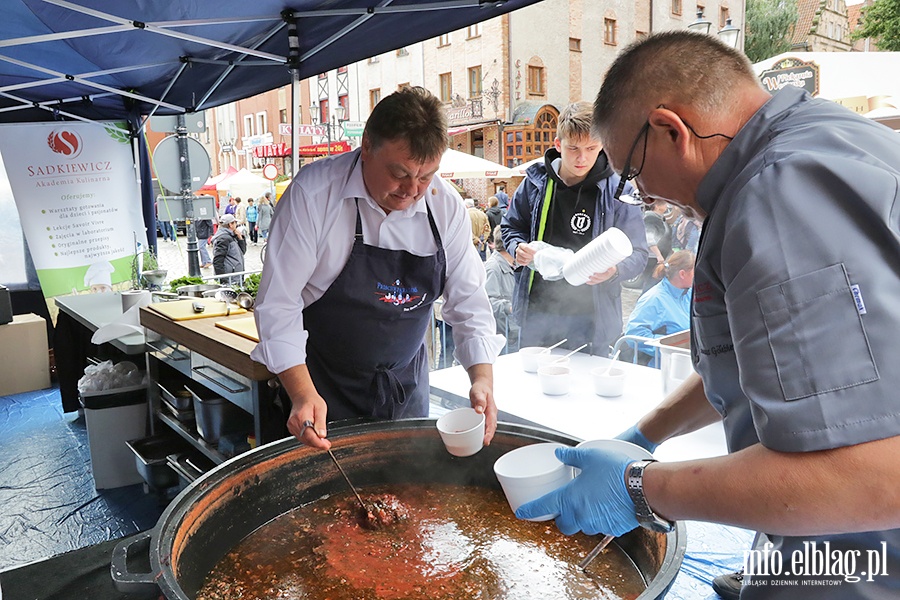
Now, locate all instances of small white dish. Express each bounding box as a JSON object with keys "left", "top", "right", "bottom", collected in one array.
[{"left": 538, "top": 364, "right": 571, "bottom": 396}]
